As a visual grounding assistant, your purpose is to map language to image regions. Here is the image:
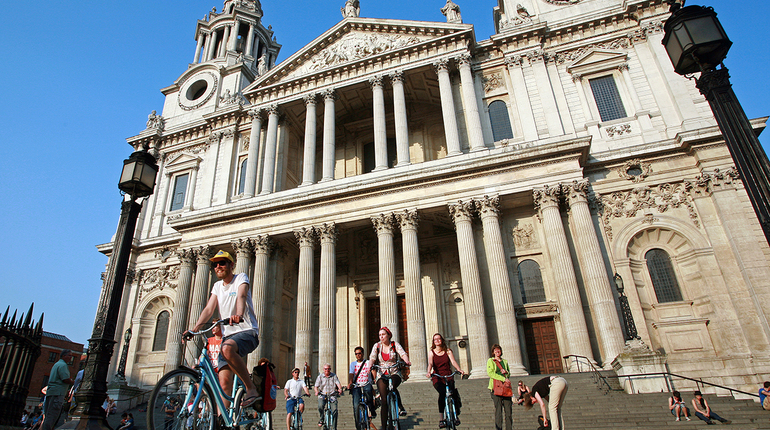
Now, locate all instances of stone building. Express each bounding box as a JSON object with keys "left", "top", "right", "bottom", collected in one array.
[{"left": 99, "top": 0, "right": 770, "bottom": 391}]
